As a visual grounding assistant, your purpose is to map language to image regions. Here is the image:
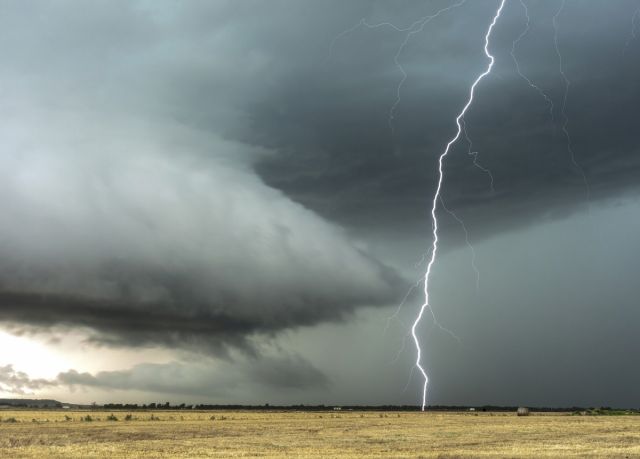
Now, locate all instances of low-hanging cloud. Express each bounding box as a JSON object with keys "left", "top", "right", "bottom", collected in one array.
[
  {"left": 0, "top": 365, "right": 54, "bottom": 395},
  {"left": 56, "top": 356, "right": 329, "bottom": 398},
  {"left": 0, "top": 104, "right": 401, "bottom": 353},
  {"left": 1, "top": 354, "right": 328, "bottom": 398}
]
